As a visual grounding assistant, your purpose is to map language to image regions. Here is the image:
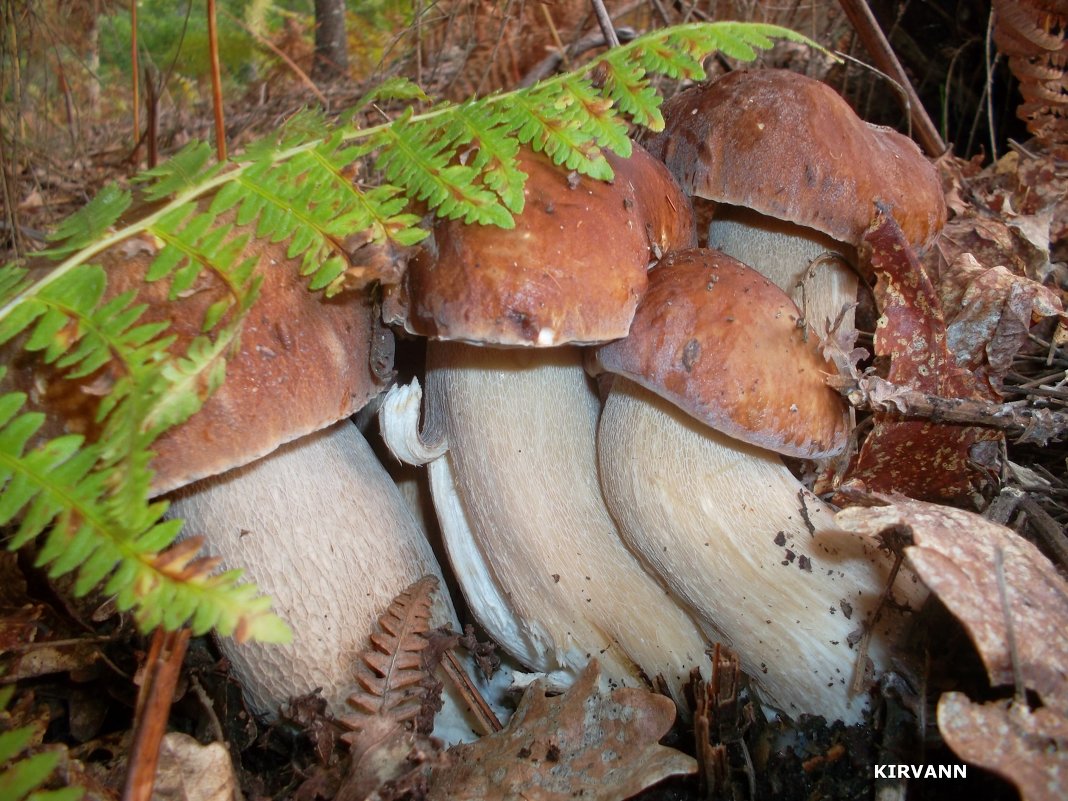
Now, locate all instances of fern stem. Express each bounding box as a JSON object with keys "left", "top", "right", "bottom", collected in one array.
[{"left": 0, "top": 173, "right": 235, "bottom": 321}]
